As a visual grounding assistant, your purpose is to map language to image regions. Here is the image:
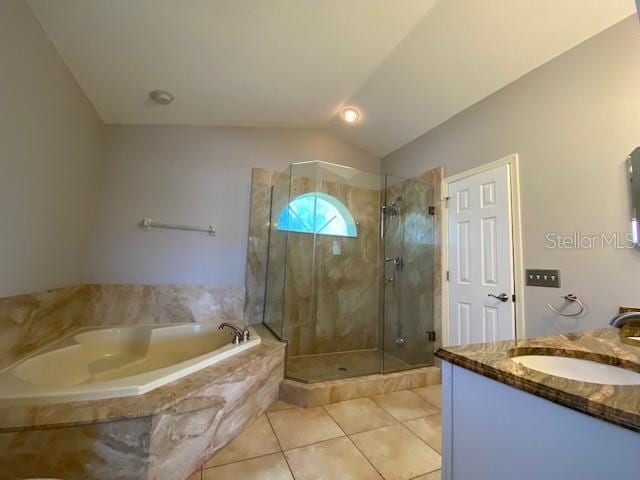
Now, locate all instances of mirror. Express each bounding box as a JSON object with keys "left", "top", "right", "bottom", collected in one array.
[{"left": 628, "top": 147, "right": 640, "bottom": 249}]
